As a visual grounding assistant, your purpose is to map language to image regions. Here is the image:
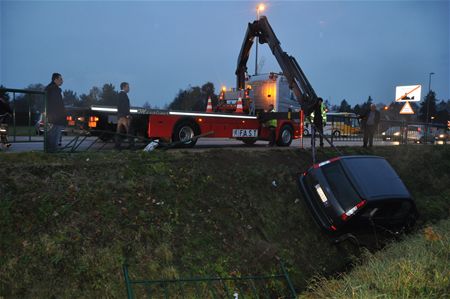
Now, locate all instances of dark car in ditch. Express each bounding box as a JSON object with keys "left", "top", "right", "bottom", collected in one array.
[{"left": 298, "top": 156, "right": 418, "bottom": 235}]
